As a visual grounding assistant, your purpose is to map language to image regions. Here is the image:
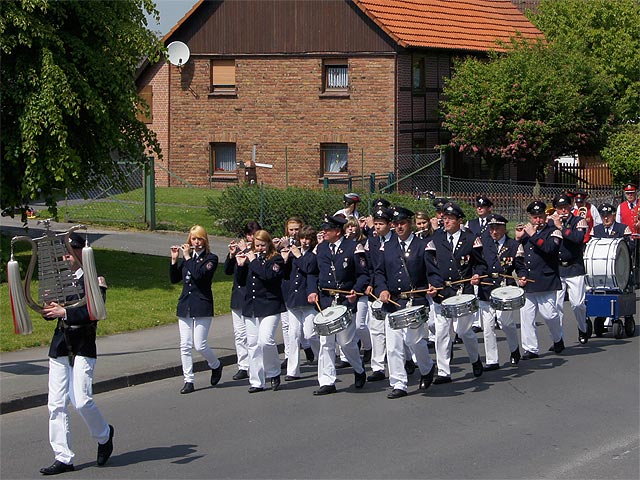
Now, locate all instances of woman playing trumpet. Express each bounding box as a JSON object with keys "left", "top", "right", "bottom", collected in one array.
[{"left": 170, "top": 225, "right": 222, "bottom": 394}]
